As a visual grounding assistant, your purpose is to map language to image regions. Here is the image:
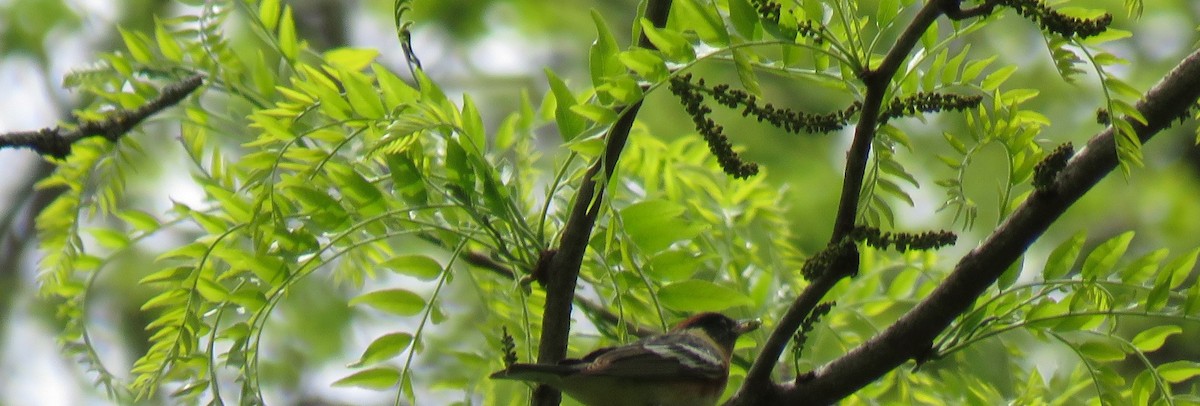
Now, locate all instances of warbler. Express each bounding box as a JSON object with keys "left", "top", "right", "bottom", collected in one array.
[{"left": 490, "top": 312, "right": 760, "bottom": 406}]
